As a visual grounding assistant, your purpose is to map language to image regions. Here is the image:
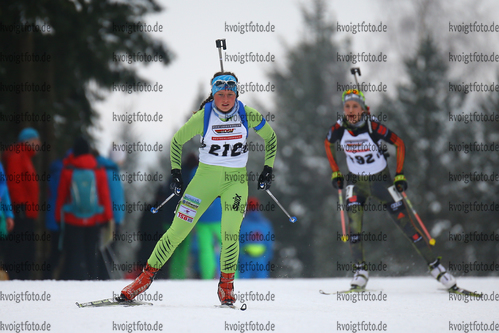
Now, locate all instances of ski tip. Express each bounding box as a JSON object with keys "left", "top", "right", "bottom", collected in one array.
[{"left": 240, "top": 303, "right": 247, "bottom": 311}]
